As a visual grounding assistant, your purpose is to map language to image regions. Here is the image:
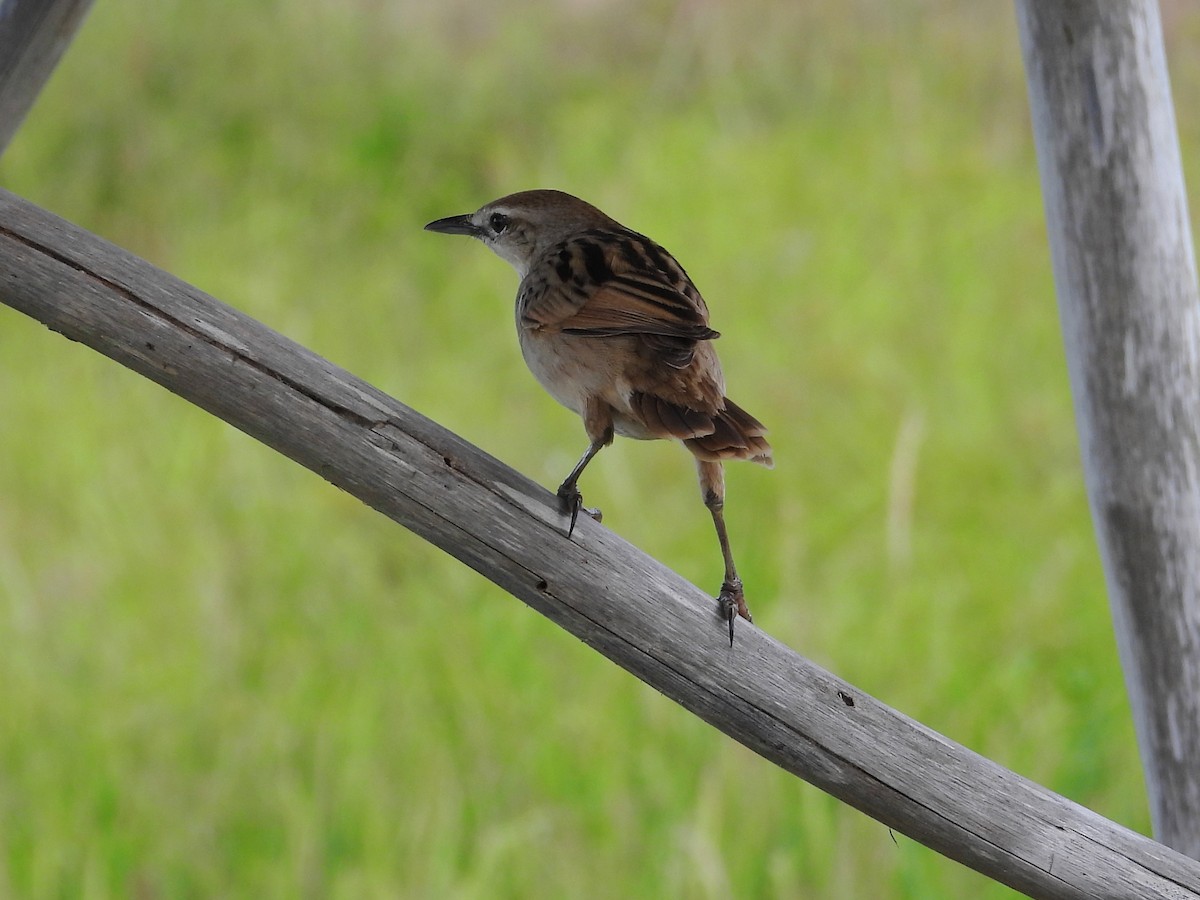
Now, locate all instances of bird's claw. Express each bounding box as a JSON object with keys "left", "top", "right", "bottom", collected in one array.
[
  {"left": 718, "top": 578, "right": 752, "bottom": 647},
  {"left": 557, "top": 484, "right": 601, "bottom": 538}
]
